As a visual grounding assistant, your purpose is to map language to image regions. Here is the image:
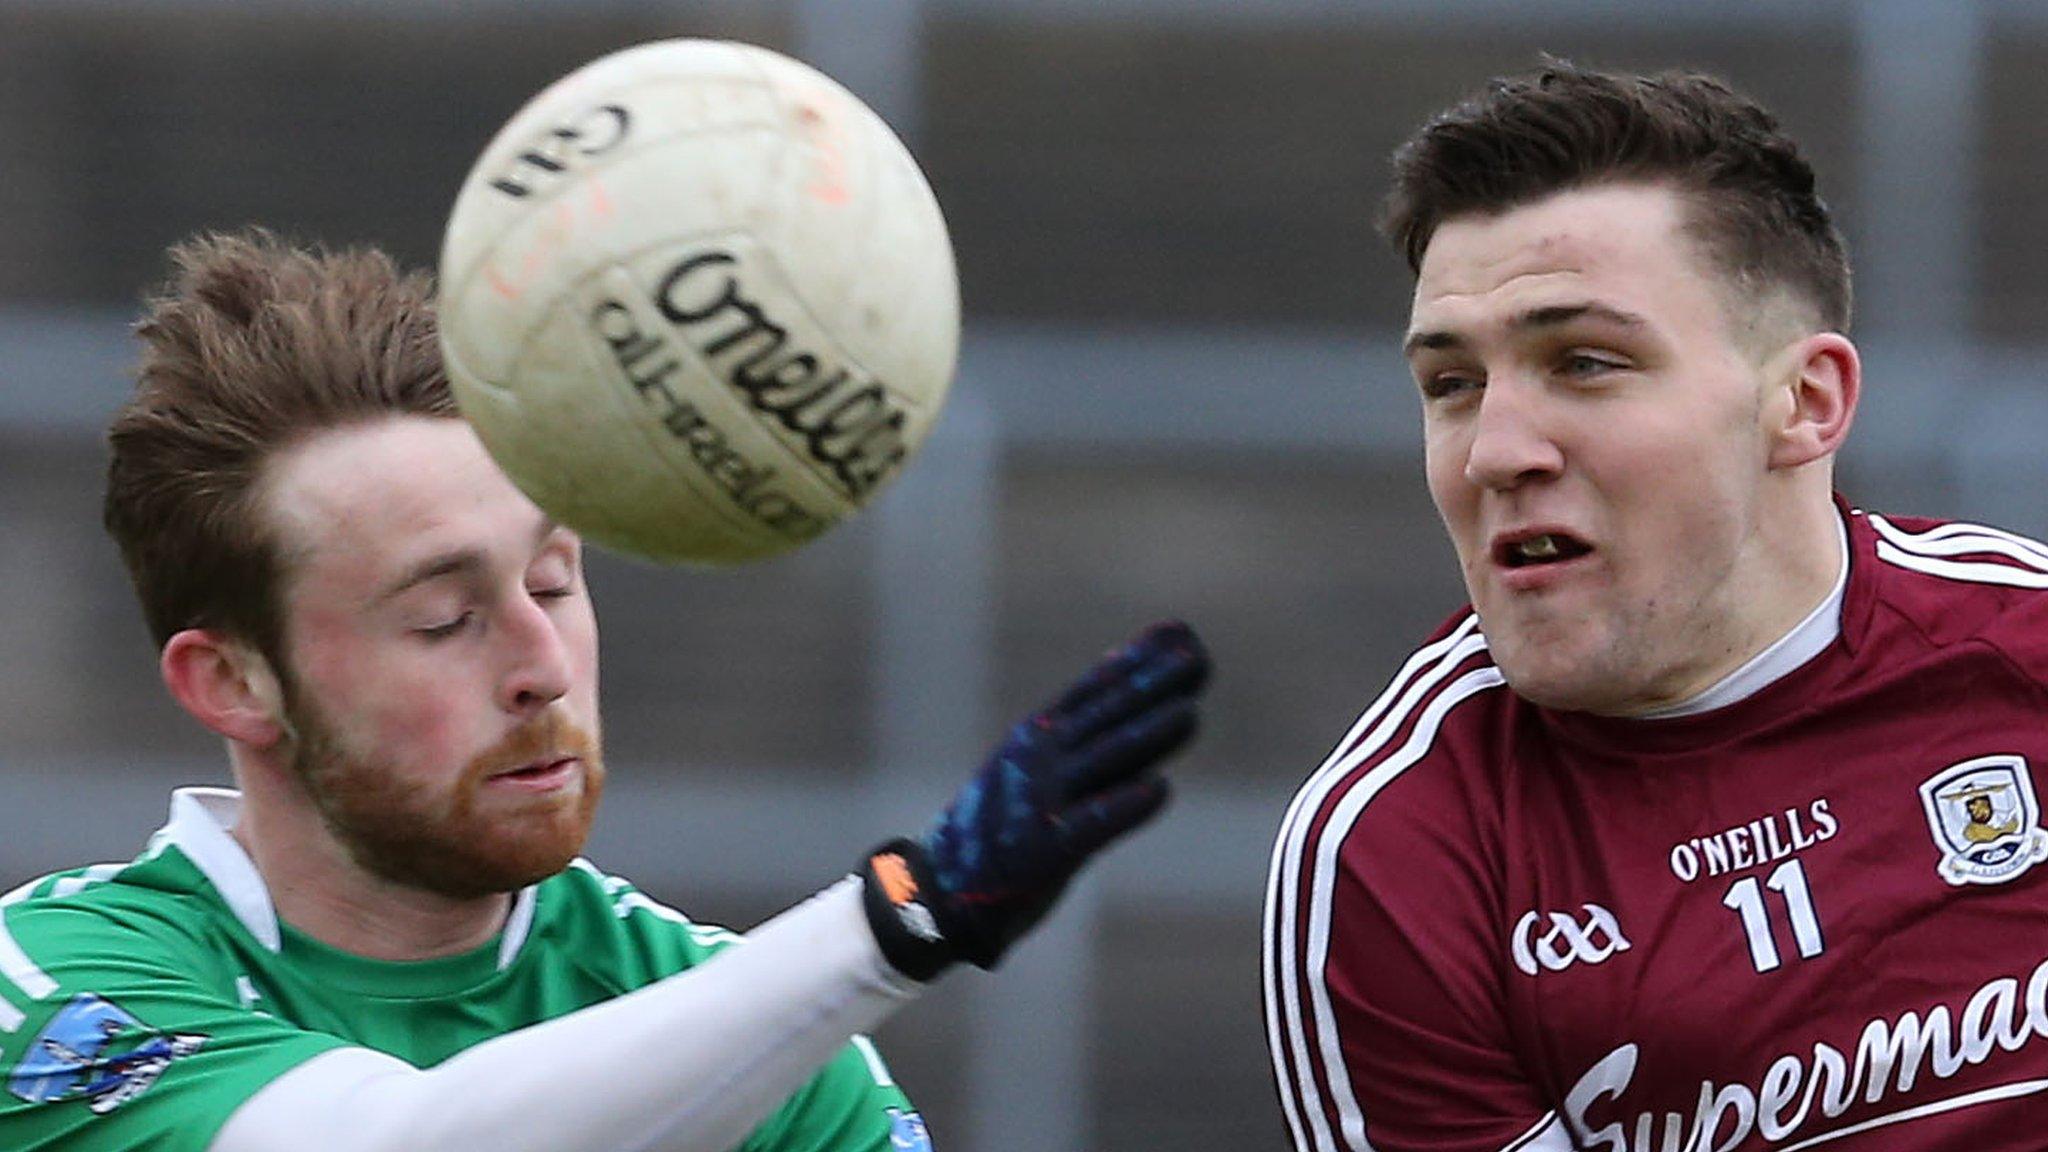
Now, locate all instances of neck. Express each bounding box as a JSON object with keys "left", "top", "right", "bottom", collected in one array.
[
  {"left": 1635, "top": 510, "right": 1847, "bottom": 720},
  {"left": 1742, "top": 484, "right": 1845, "bottom": 643},
  {"left": 1686, "top": 487, "right": 1845, "bottom": 706},
  {"left": 229, "top": 754, "right": 510, "bottom": 961},
  {"left": 1604, "top": 485, "right": 1844, "bottom": 719}
]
